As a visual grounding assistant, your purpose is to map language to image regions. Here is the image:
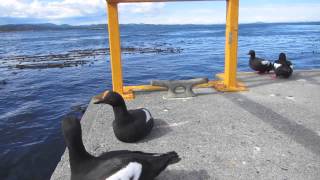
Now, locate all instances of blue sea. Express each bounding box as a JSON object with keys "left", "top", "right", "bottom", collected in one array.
[{"left": 0, "top": 23, "right": 319, "bottom": 180}]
